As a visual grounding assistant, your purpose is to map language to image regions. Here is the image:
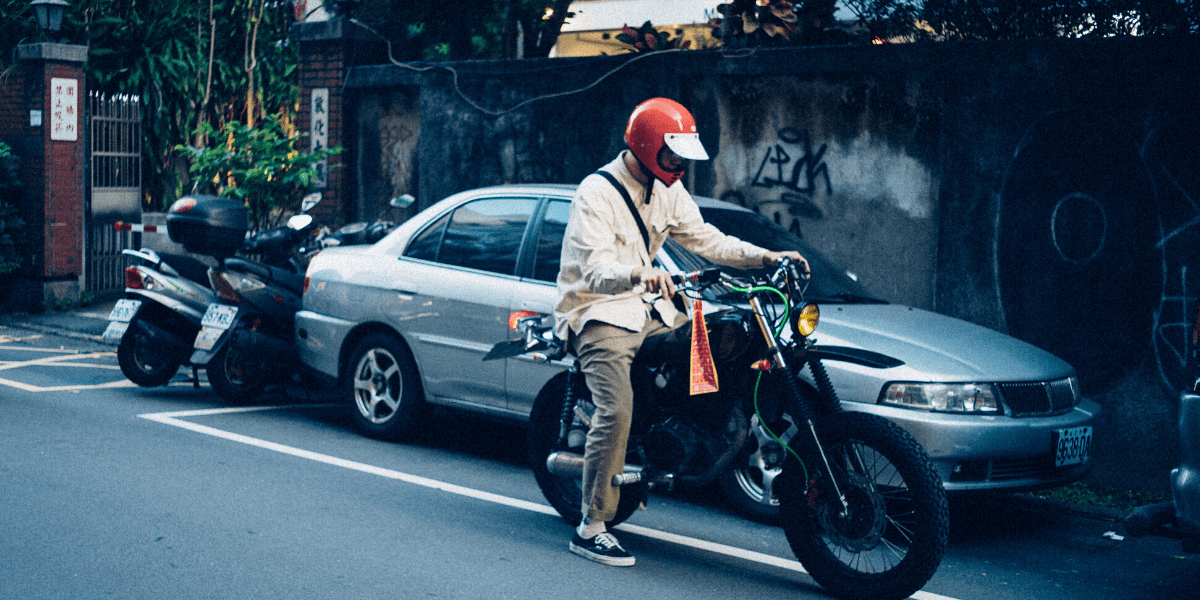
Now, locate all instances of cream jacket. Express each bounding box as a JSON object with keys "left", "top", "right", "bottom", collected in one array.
[{"left": 554, "top": 152, "right": 769, "bottom": 340}]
